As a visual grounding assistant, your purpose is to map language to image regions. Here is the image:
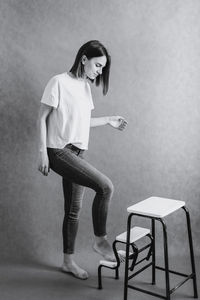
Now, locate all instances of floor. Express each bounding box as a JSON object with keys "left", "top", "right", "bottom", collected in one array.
[{"left": 0, "top": 252, "right": 199, "bottom": 300}]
